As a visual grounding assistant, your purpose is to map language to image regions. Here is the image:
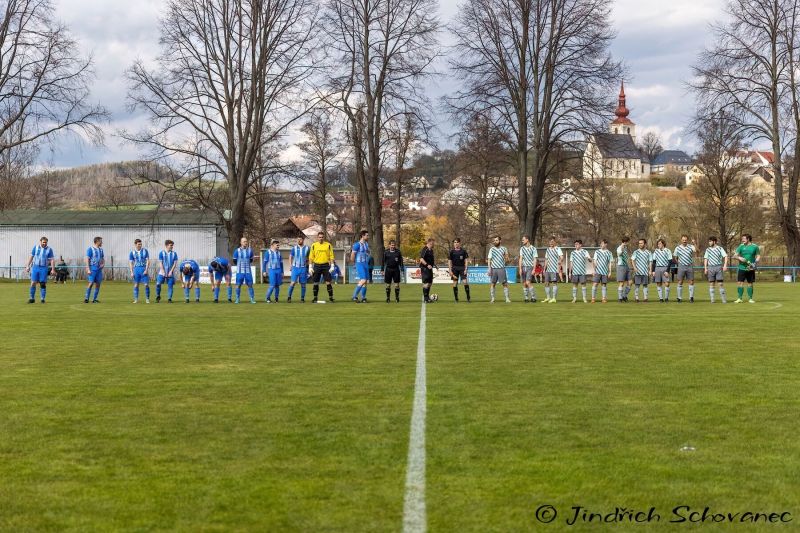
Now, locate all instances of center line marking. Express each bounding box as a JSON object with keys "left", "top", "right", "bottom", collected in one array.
[{"left": 403, "top": 302, "right": 427, "bottom": 533}]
